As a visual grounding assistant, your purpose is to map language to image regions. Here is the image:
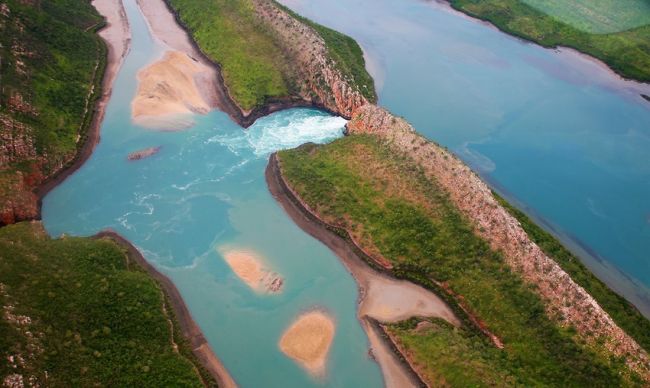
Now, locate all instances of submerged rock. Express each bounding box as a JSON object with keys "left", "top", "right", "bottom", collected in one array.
[{"left": 127, "top": 146, "right": 161, "bottom": 161}]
